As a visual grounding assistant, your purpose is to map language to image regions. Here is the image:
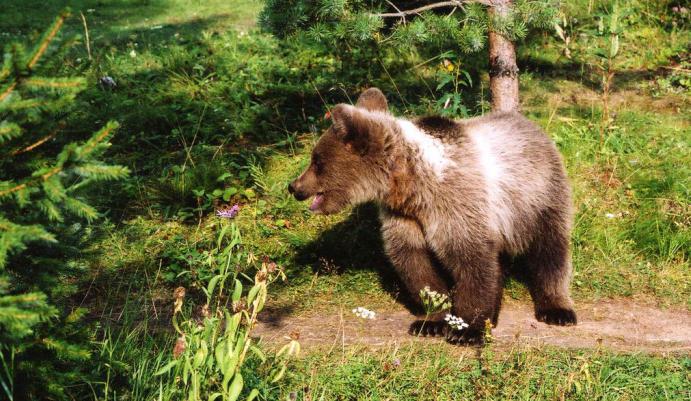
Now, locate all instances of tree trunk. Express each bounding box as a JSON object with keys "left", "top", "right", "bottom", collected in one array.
[{"left": 488, "top": 0, "right": 520, "bottom": 112}]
